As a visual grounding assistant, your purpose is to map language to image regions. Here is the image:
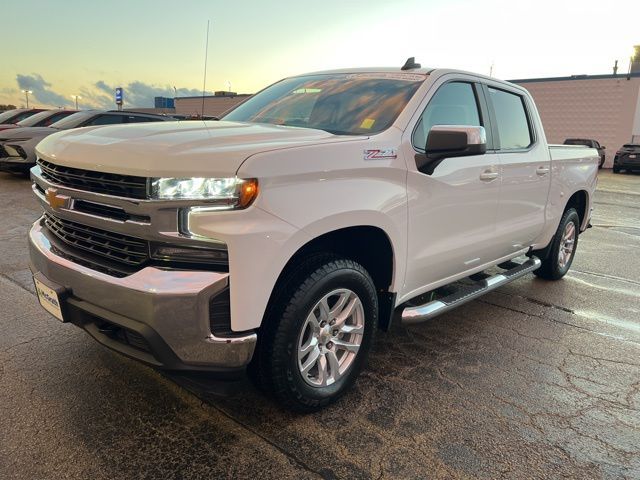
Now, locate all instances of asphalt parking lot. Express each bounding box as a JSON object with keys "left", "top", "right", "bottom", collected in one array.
[{"left": 1, "top": 171, "right": 639, "bottom": 479}]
